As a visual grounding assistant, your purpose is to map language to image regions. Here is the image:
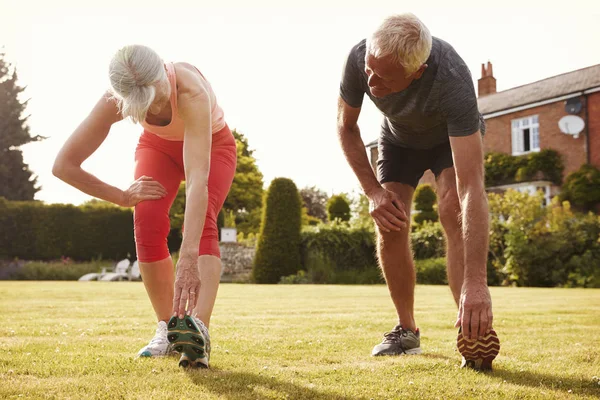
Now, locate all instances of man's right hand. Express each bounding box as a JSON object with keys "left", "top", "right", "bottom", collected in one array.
[
  {"left": 120, "top": 176, "right": 167, "bottom": 207},
  {"left": 368, "top": 187, "right": 408, "bottom": 232}
]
